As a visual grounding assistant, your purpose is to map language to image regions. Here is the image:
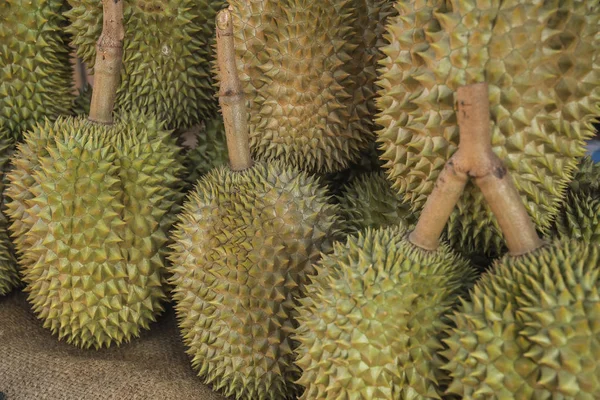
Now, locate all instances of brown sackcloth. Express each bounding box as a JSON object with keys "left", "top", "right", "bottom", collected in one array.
[{"left": 0, "top": 291, "right": 227, "bottom": 400}]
